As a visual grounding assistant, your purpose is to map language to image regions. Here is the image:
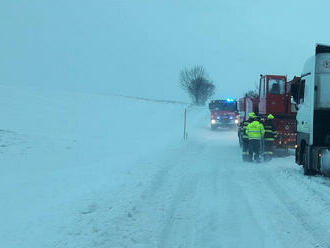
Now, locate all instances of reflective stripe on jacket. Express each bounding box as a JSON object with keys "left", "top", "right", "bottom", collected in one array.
[
  {"left": 241, "top": 121, "right": 250, "bottom": 139},
  {"left": 263, "top": 120, "right": 276, "bottom": 141},
  {"left": 246, "top": 121, "right": 265, "bottom": 140},
  {"left": 241, "top": 118, "right": 253, "bottom": 139}
]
